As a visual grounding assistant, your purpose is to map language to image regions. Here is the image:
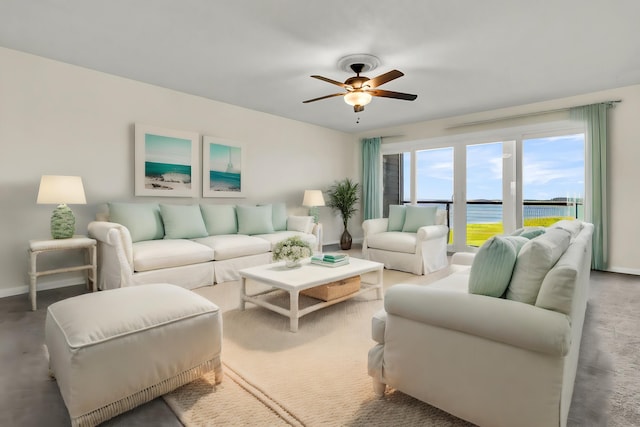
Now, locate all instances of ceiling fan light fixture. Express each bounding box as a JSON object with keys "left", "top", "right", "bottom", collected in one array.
[{"left": 344, "top": 90, "right": 372, "bottom": 107}]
